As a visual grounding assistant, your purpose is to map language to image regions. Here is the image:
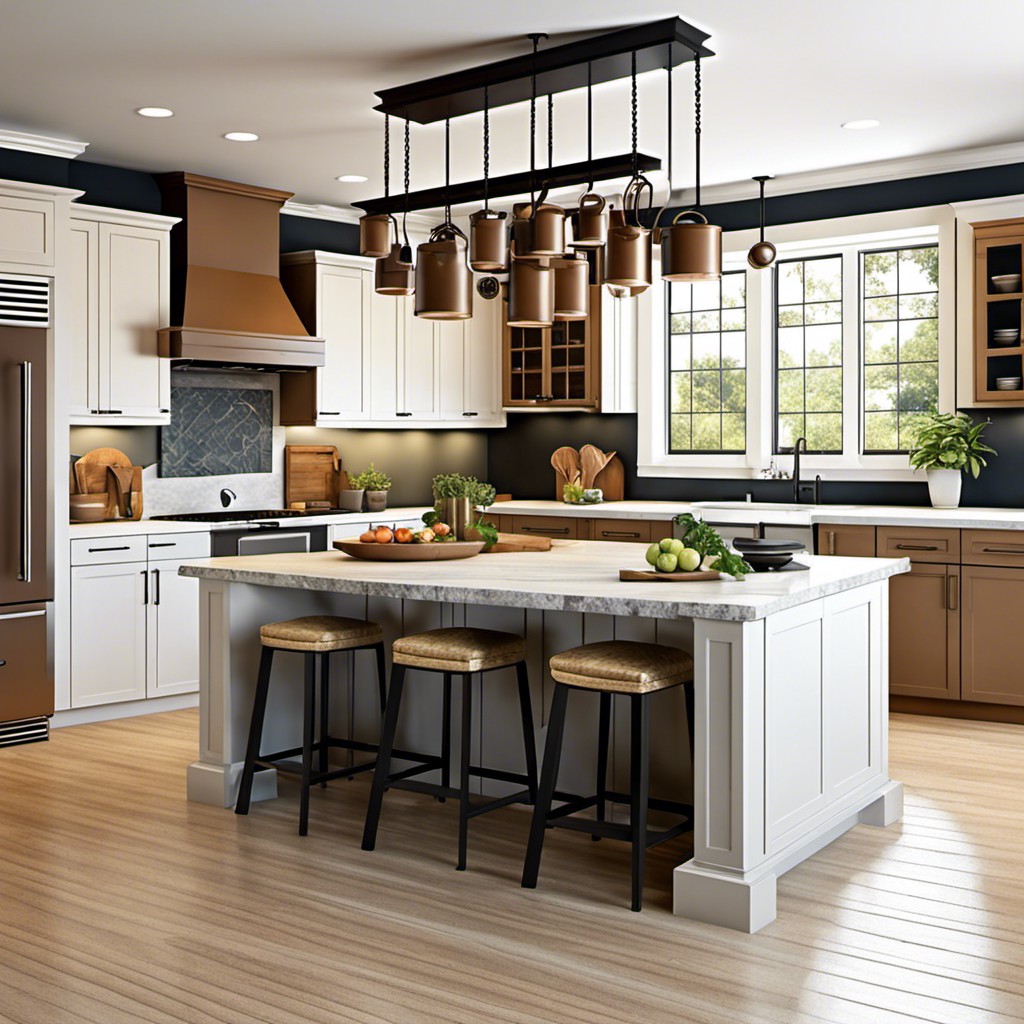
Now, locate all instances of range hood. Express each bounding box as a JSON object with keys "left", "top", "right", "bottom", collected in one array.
[{"left": 157, "top": 173, "right": 324, "bottom": 369}]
